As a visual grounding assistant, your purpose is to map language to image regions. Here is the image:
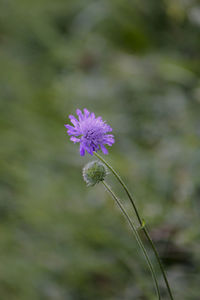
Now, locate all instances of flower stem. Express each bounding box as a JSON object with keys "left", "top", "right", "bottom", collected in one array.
[
  {"left": 94, "top": 152, "right": 174, "bottom": 300},
  {"left": 102, "top": 181, "right": 161, "bottom": 300}
]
